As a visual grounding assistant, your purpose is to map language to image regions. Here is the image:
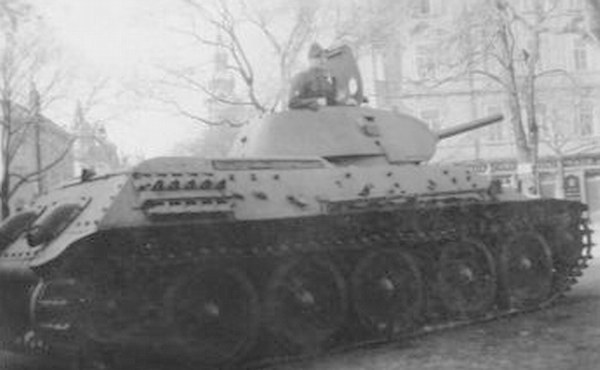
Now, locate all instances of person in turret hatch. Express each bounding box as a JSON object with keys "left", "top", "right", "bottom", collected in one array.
[{"left": 288, "top": 42, "right": 337, "bottom": 110}]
